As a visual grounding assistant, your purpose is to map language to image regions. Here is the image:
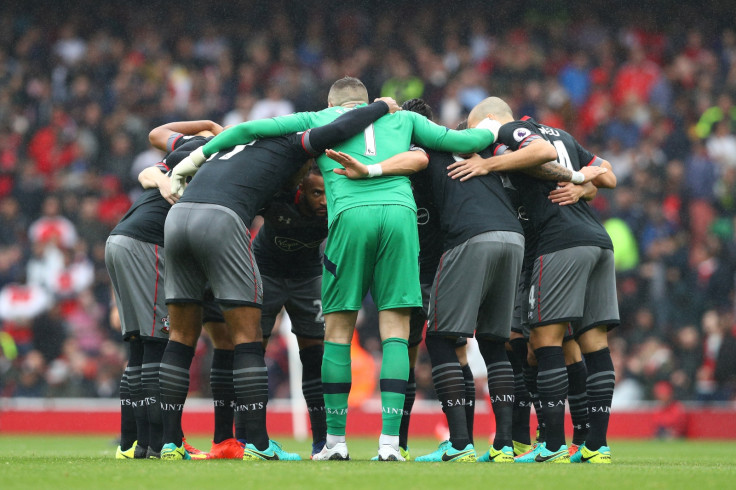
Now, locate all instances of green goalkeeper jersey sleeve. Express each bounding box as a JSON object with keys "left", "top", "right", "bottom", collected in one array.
[{"left": 200, "top": 110, "right": 323, "bottom": 157}]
